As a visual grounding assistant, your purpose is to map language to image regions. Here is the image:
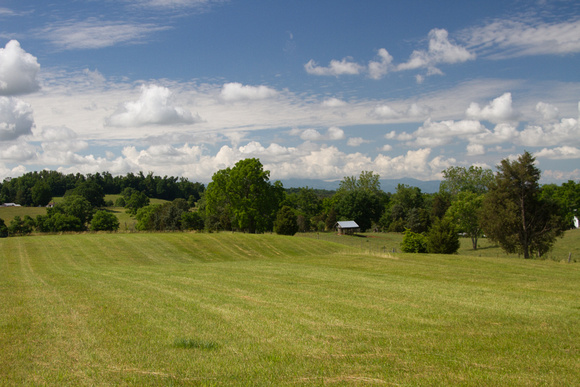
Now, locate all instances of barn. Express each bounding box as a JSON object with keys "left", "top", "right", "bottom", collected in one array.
[{"left": 336, "top": 221, "right": 360, "bottom": 235}]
